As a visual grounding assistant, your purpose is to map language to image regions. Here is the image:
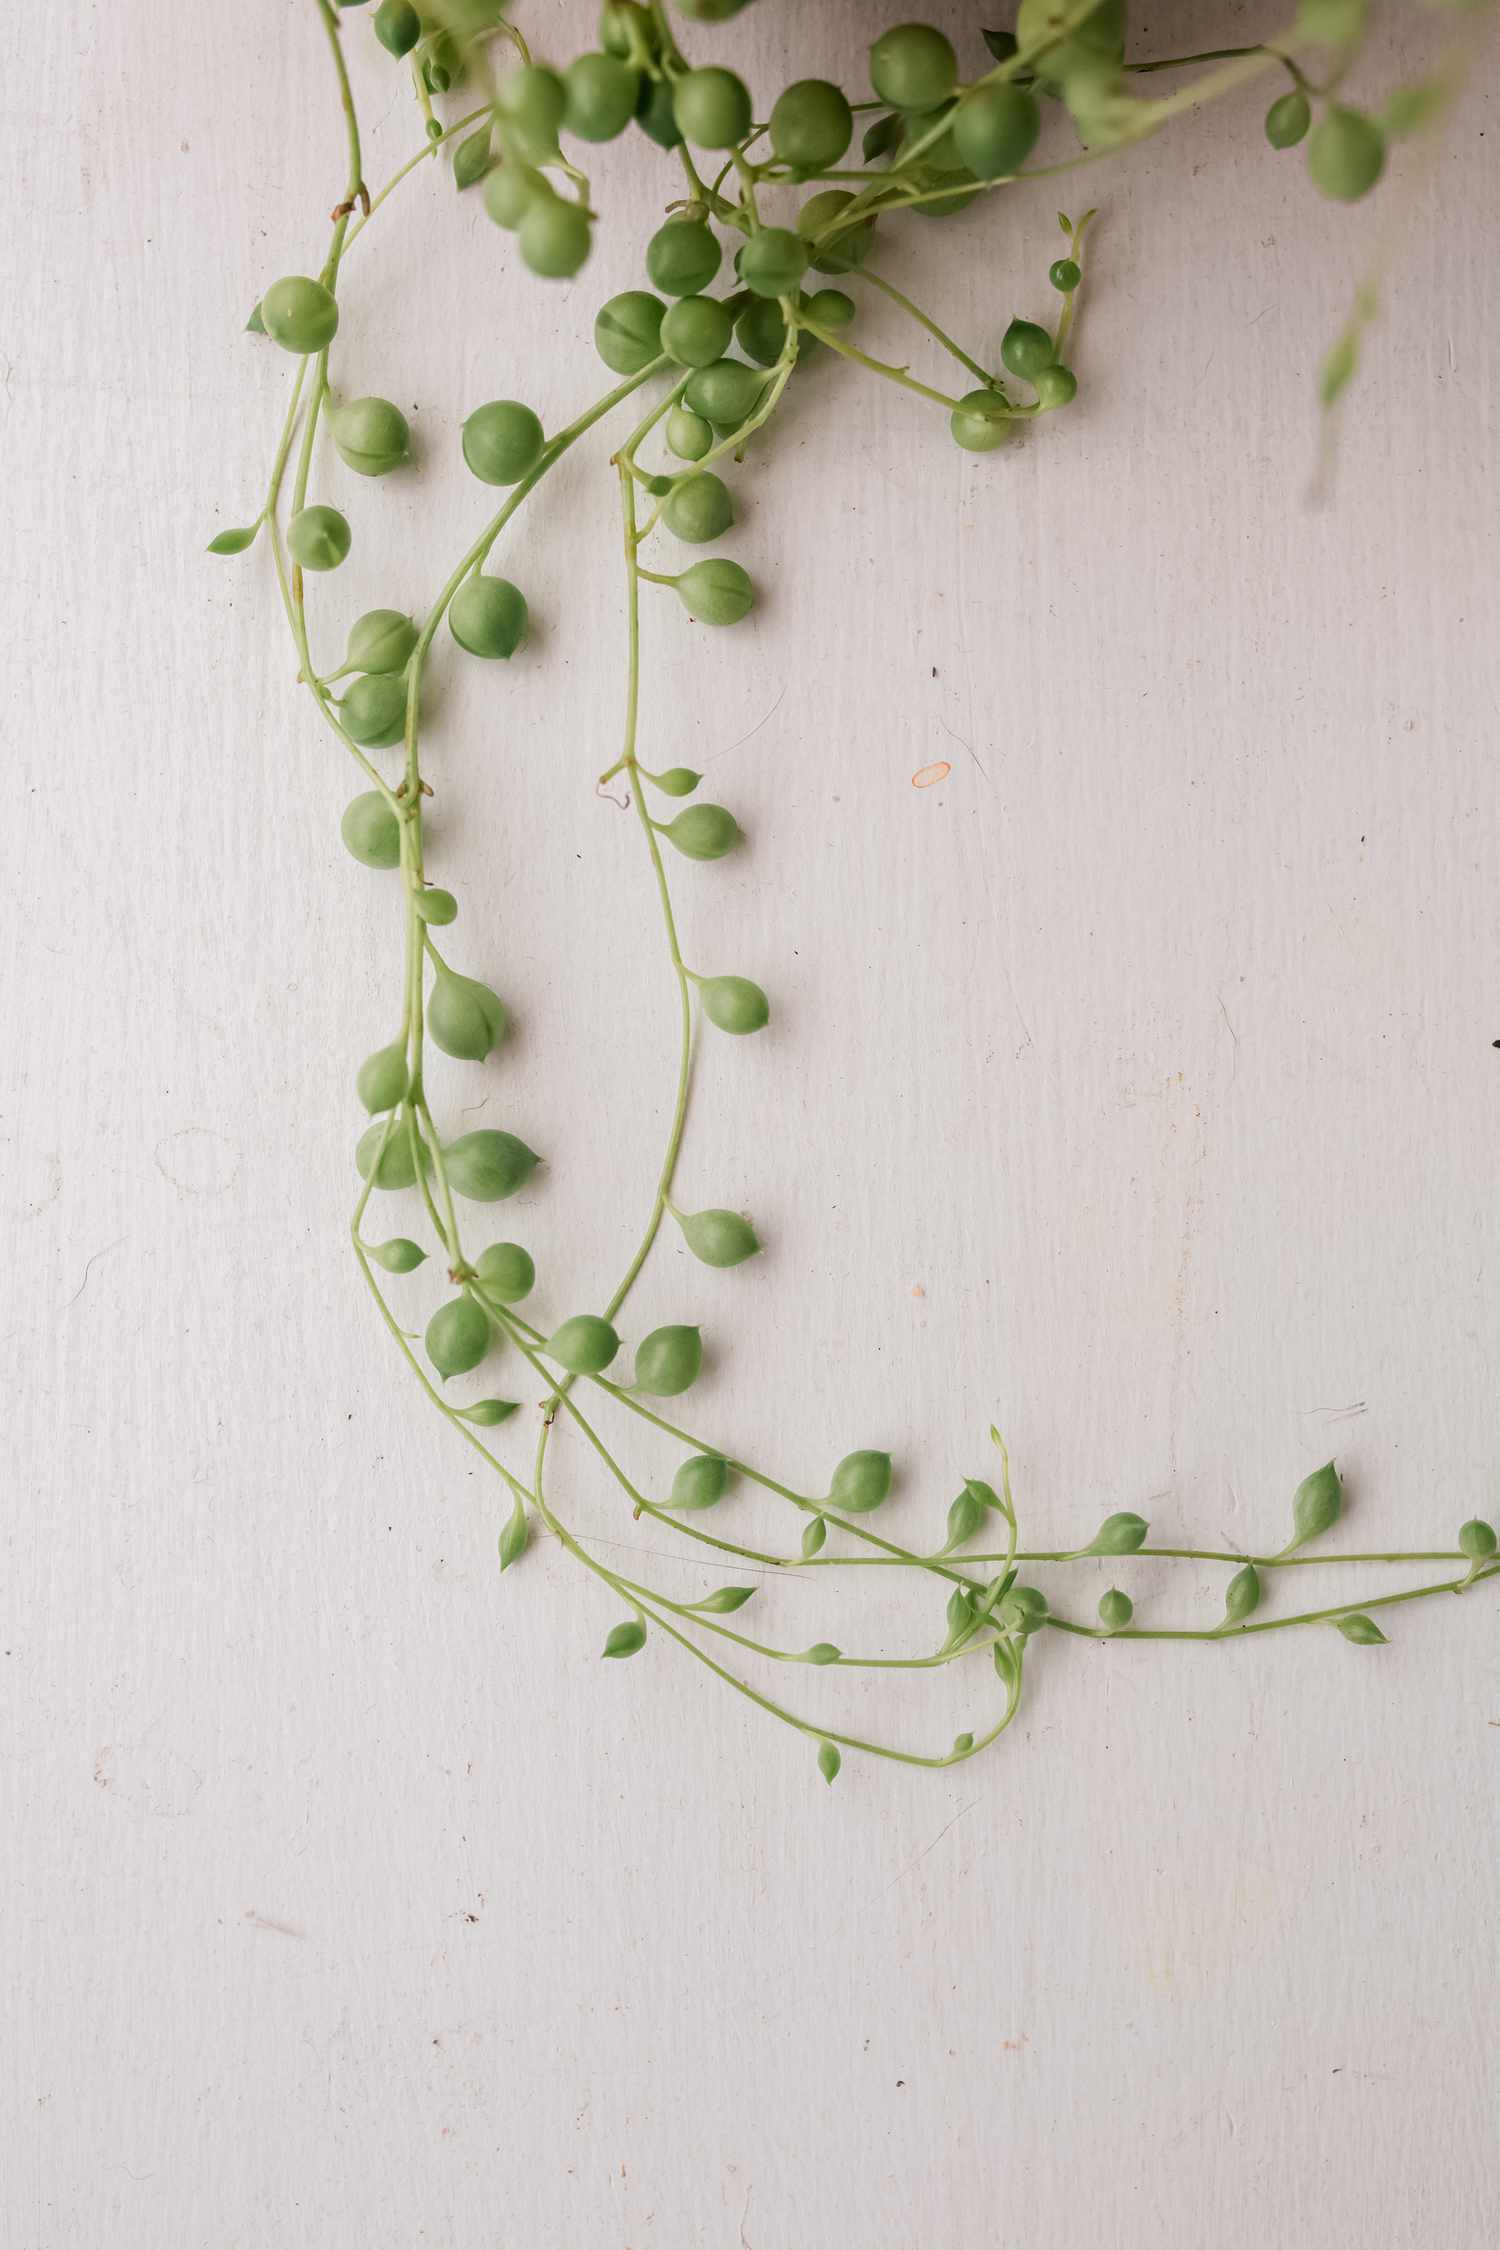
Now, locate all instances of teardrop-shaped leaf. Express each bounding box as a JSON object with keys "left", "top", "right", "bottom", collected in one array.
[
  {"left": 1286, "top": 1462, "right": 1342, "bottom": 1553},
  {"left": 453, "top": 124, "right": 493, "bottom": 189},
  {"left": 1335, "top": 1612, "right": 1387, "bottom": 1645},
  {"left": 369, "top": 1236, "right": 426, "bottom": 1274},
  {"left": 1086, "top": 1511, "right": 1148, "bottom": 1556},
  {"left": 602, "top": 1619, "right": 647, "bottom": 1659},
  {"left": 816, "top": 1740, "right": 841, "bottom": 1786},
  {"left": 207, "top": 523, "right": 260, "bottom": 555},
  {"left": 687, "top": 1585, "right": 753, "bottom": 1614},
  {"left": 459, "top": 1398, "right": 520, "bottom": 1427},
  {"left": 804, "top": 1642, "right": 841, "bottom": 1666},
  {"left": 1222, "top": 1562, "right": 1262, "bottom": 1625},
  {"left": 862, "top": 111, "right": 902, "bottom": 162},
  {"left": 943, "top": 1486, "right": 987, "bottom": 1552},
  {"left": 801, "top": 1514, "right": 827, "bottom": 1559},
  {"left": 678, "top": 1206, "right": 760, "bottom": 1268},
  {"left": 498, "top": 1492, "right": 528, "bottom": 1570},
  {"left": 945, "top": 1586, "right": 976, "bottom": 1646},
  {"left": 428, "top": 969, "right": 508, "bottom": 1062},
  {"left": 951, "top": 1731, "right": 975, "bottom": 1756}
]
